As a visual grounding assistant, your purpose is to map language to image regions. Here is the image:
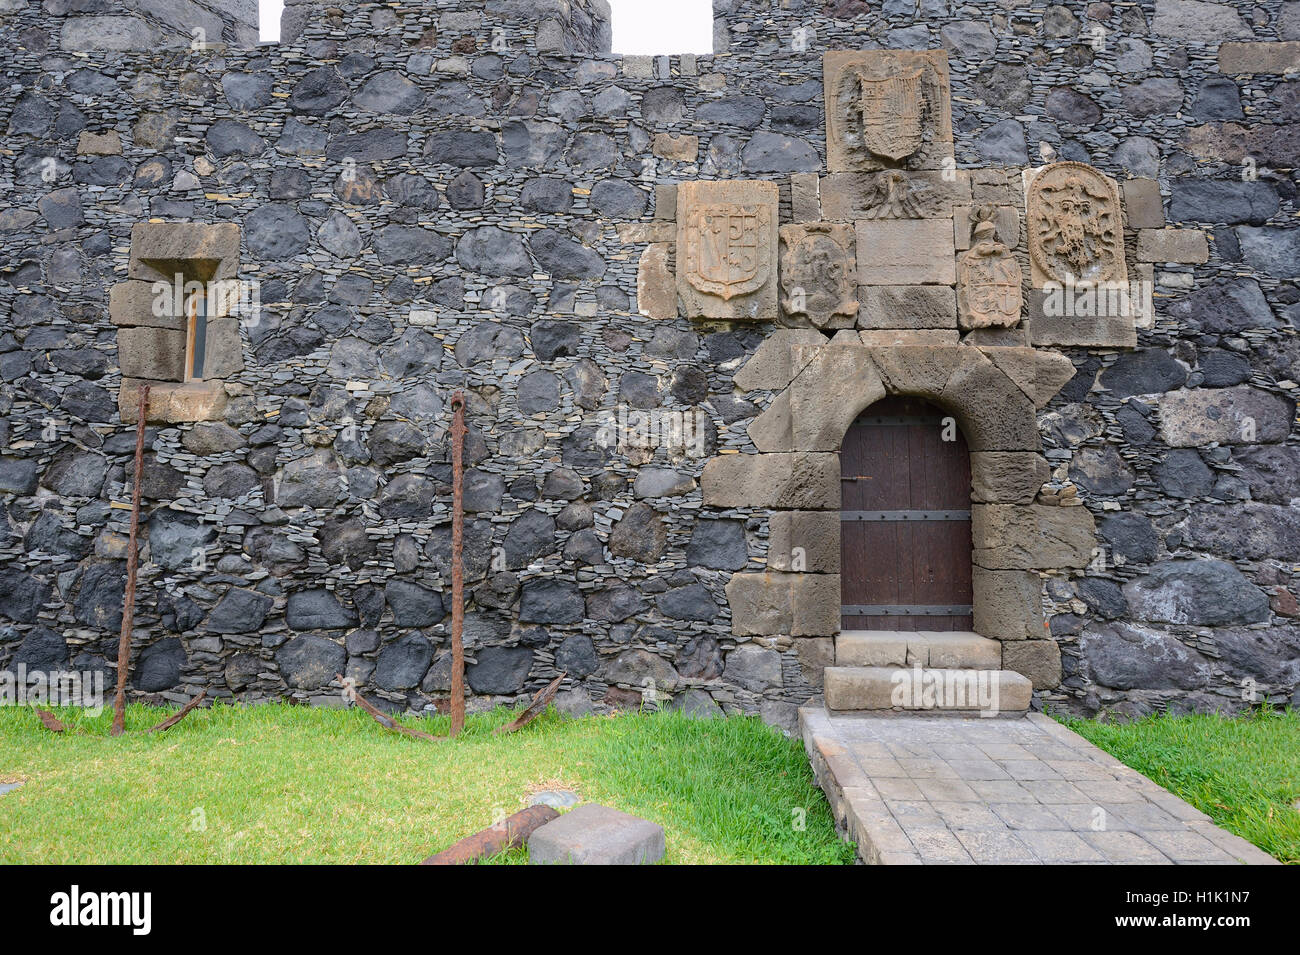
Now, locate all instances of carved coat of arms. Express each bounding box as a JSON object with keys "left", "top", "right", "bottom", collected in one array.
[
  {"left": 675, "top": 180, "right": 779, "bottom": 321},
  {"left": 958, "top": 208, "right": 1022, "bottom": 330},
  {"left": 779, "top": 223, "right": 859, "bottom": 329},
  {"left": 823, "top": 51, "right": 953, "bottom": 173},
  {"left": 851, "top": 68, "right": 924, "bottom": 162},
  {"left": 1026, "top": 161, "right": 1125, "bottom": 286},
  {"left": 684, "top": 205, "right": 772, "bottom": 301}
]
